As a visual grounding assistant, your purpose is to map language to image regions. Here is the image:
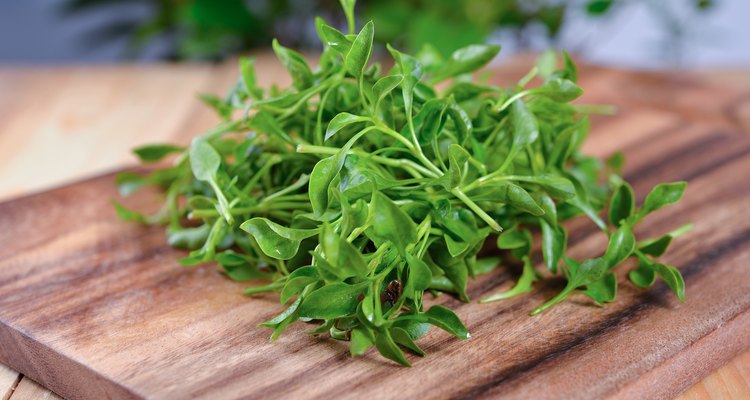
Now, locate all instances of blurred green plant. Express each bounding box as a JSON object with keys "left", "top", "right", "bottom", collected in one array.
[
  {"left": 62, "top": 0, "right": 332, "bottom": 60},
  {"left": 62, "top": 0, "right": 714, "bottom": 61}
]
